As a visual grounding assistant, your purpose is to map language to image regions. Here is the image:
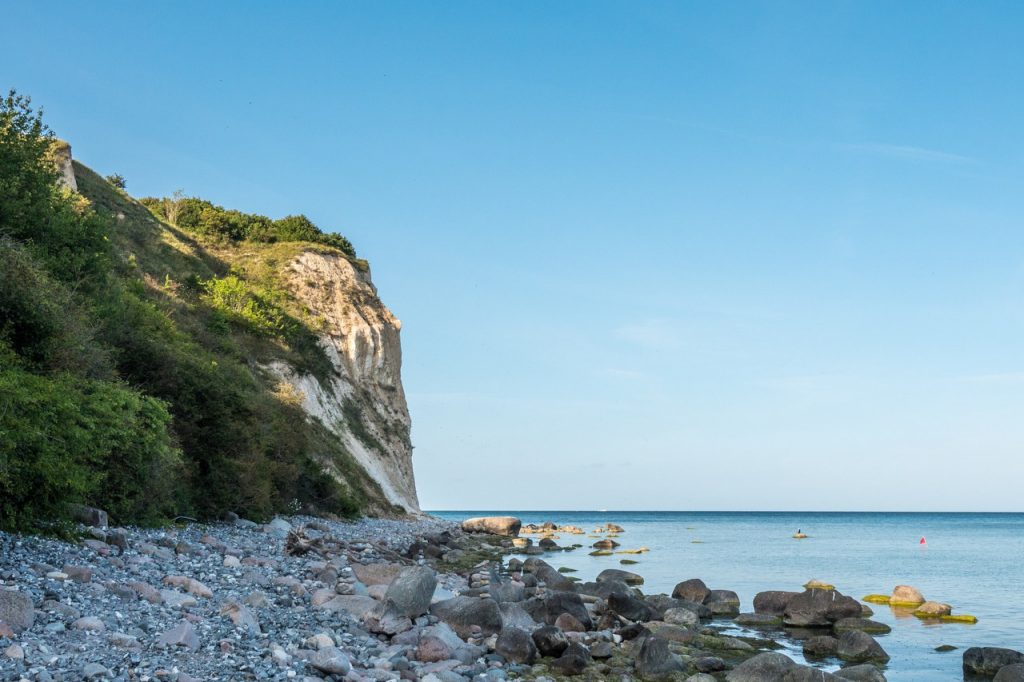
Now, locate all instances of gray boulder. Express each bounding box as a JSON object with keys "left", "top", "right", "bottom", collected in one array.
[
  {"left": 803, "top": 635, "right": 839, "bottom": 657},
  {"left": 833, "top": 617, "right": 891, "bottom": 634},
  {"left": 430, "top": 596, "right": 503, "bottom": 638},
  {"left": 498, "top": 602, "right": 538, "bottom": 631},
  {"left": 0, "top": 590, "right": 34, "bottom": 633},
  {"left": 784, "top": 589, "right": 862, "bottom": 627},
  {"left": 663, "top": 607, "right": 700, "bottom": 627},
  {"left": 726, "top": 652, "right": 797, "bottom": 681},
  {"left": 645, "top": 594, "right": 712, "bottom": 619},
  {"left": 310, "top": 647, "right": 352, "bottom": 675},
  {"left": 495, "top": 627, "right": 538, "bottom": 664},
  {"left": 995, "top": 664, "right": 1024, "bottom": 682},
  {"left": 551, "top": 641, "right": 591, "bottom": 676},
  {"left": 704, "top": 589, "right": 740, "bottom": 616},
  {"left": 753, "top": 590, "right": 799, "bottom": 615},
  {"left": 385, "top": 566, "right": 437, "bottom": 617},
  {"left": 837, "top": 630, "right": 889, "bottom": 663},
  {"left": 835, "top": 664, "right": 888, "bottom": 681},
  {"left": 578, "top": 579, "right": 632, "bottom": 600},
  {"left": 542, "top": 591, "right": 593, "bottom": 630},
  {"left": 596, "top": 568, "right": 644, "bottom": 586},
  {"left": 734, "top": 612, "right": 783, "bottom": 627},
  {"left": 672, "top": 578, "right": 711, "bottom": 603},
  {"left": 532, "top": 625, "right": 569, "bottom": 657},
  {"left": 607, "top": 591, "right": 657, "bottom": 622},
  {"left": 636, "top": 635, "right": 685, "bottom": 676},
  {"left": 156, "top": 621, "right": 199, "bottom": 651},
  {"left": 964, "top": 648, "right": 1024, "bottom": 677},
  {"left": 363, "top": 599, "right": 413, "bottom": 635}
]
